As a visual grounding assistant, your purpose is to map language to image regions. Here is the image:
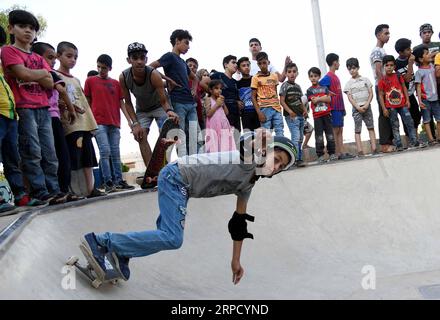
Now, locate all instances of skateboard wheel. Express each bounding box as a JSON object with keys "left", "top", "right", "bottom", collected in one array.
[
  {"left": 92, "top": 279, "right": 102, "bottom": 289},
  {"left": 66, "top": 256, "right": 79, "bottom": 266}
]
